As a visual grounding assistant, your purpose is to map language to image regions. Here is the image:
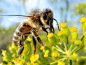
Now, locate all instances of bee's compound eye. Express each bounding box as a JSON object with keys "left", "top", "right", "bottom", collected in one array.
[{"left": 42, "top": 13, "right": 47, "bottom": 20}]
